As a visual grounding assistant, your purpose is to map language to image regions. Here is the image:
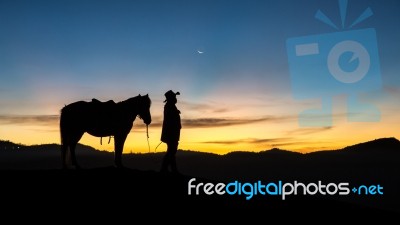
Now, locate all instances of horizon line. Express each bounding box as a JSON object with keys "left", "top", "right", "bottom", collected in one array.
[{"left": 1, "top": 136, "right": 397, "bottom": 155}]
